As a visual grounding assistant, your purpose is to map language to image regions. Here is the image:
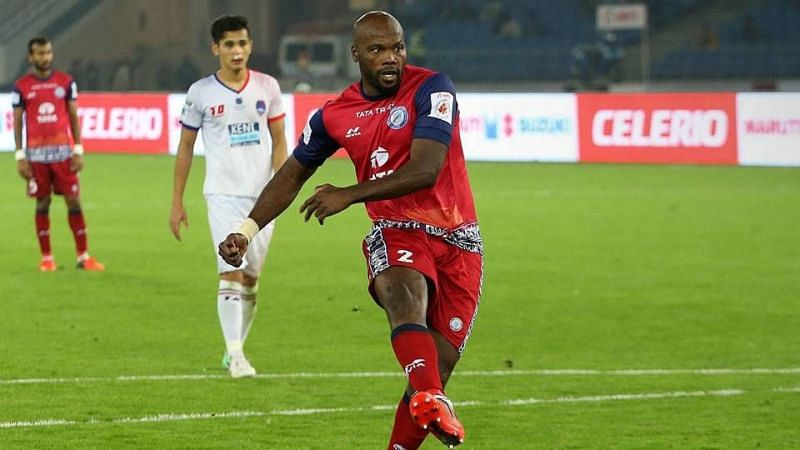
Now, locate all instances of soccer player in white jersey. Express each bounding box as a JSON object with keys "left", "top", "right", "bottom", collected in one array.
[{"left": 170, "top": 15, "right": 287, "bottom": 378}]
